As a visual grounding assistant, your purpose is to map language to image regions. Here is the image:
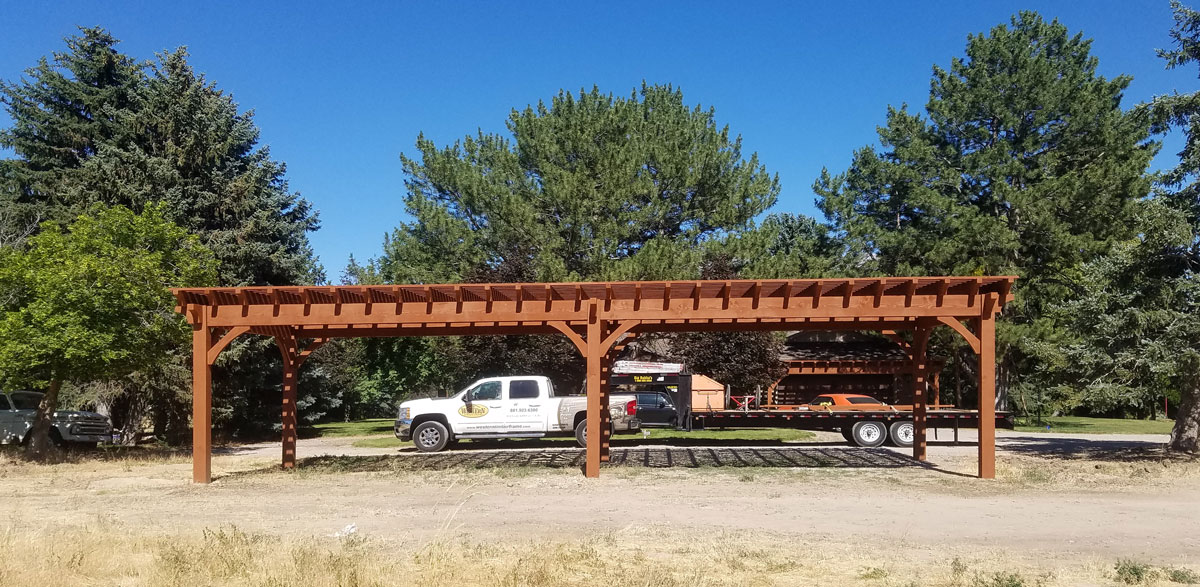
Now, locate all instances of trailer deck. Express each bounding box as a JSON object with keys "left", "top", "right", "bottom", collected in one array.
[{"left": 693, "top": 407, "right": 1012, "bottom": 430}]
